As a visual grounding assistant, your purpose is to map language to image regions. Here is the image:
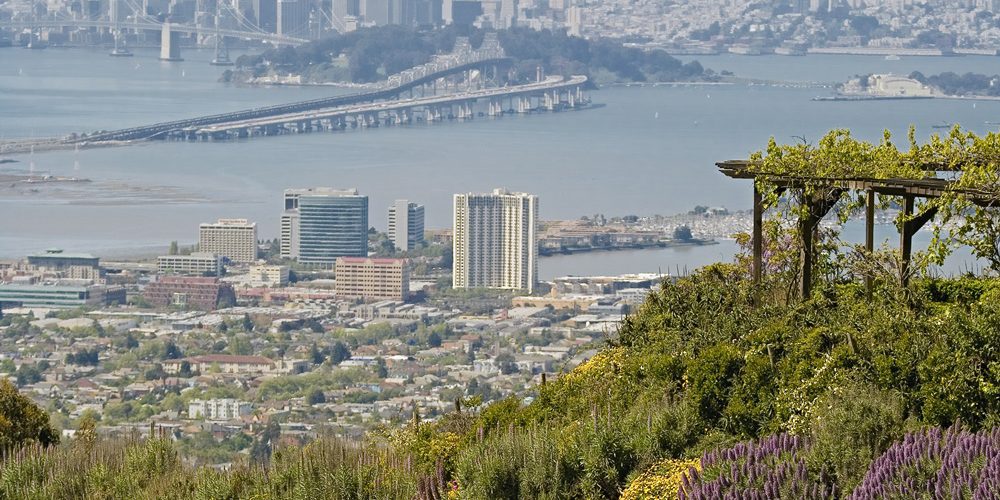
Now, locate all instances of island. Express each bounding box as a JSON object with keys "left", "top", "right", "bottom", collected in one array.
[{"left": 222, "top": 26, "right": 720, "bottom": 87}]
